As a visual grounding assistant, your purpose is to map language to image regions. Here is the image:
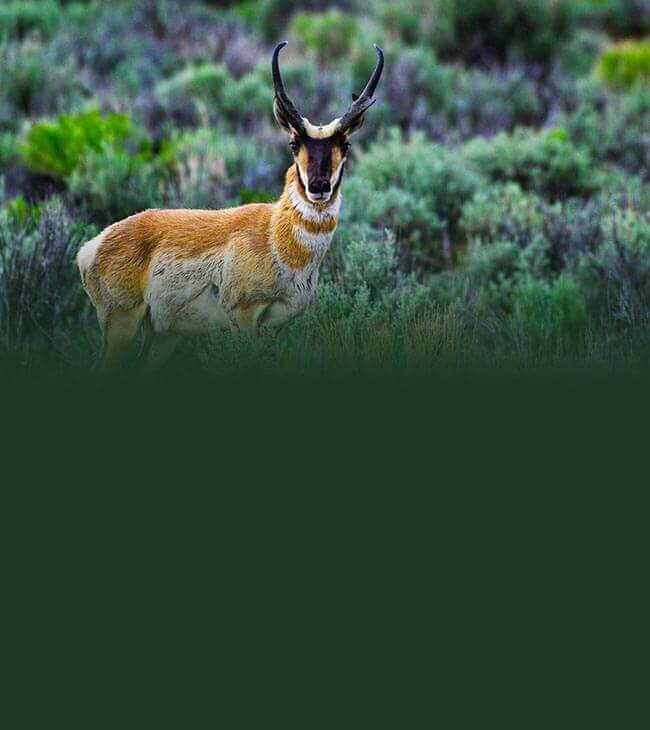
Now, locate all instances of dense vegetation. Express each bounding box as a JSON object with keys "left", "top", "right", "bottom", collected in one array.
[{"left": 0, "top": 0, "right": 649, "bottom": 376}]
